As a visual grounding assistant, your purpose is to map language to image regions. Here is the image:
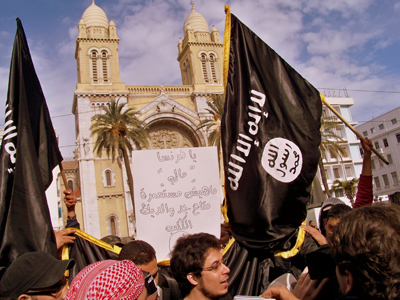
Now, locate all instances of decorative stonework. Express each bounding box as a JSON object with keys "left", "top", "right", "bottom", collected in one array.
[
  {"left": 156, "top": 101, "right": 176, "bottom": 113},
  {"left": 83, "top": 137, "right": 90, "bottom": 157},
  {"left": 139, "top": 93, "right": 199, "bottom": 119},
  {"left": 150, "top": 128, "right": 179, "bottom": 149}
]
